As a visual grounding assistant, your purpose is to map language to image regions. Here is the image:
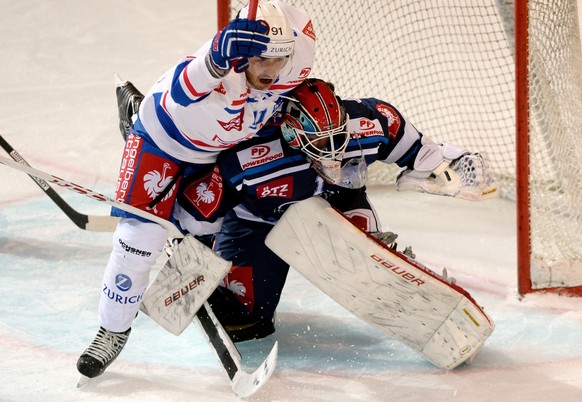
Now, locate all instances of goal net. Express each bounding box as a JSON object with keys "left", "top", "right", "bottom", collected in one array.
[{"left": 218, "top": 0, "right": 582, "bottom": 296}]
